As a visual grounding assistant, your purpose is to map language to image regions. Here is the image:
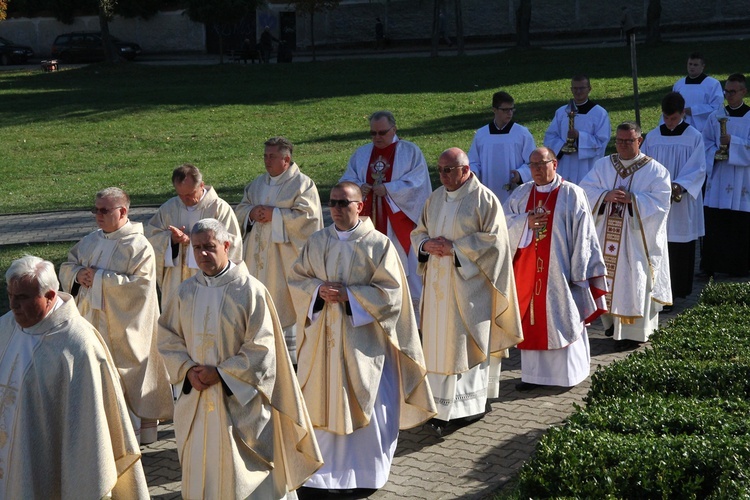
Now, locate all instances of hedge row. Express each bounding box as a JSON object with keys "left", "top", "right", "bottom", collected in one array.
[{"left": 517, "top": 281, "right": 750, "bottom": 498}]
